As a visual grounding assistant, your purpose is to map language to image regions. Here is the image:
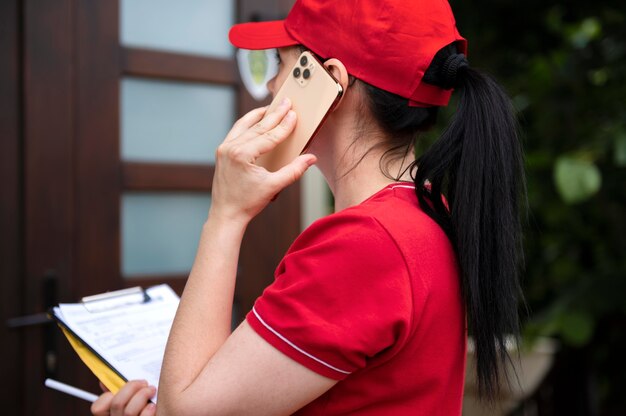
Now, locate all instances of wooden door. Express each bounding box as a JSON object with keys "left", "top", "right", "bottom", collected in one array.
[
  {"left": 1, "top": 0, "right": 25, "bottom": 414},
  {"left": 1, "top": 1, "right": 298, "bottom": 414}
]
